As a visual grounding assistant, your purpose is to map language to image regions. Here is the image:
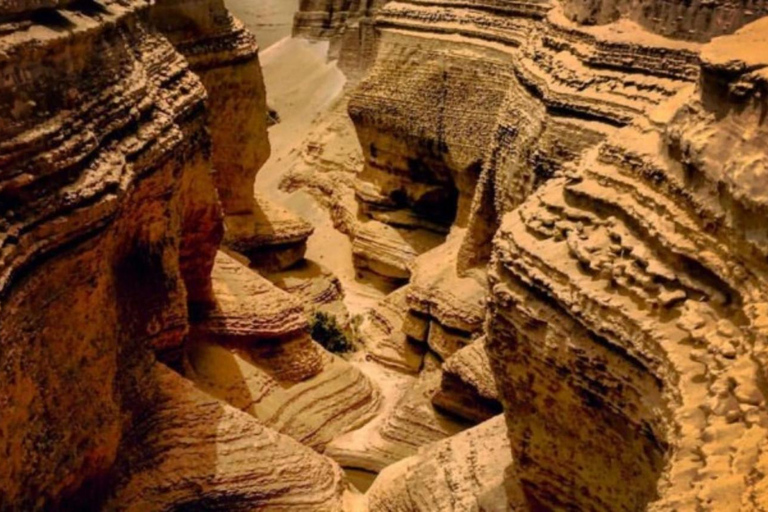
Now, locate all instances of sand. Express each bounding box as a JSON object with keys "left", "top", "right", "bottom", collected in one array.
[
  {"left": 225, "top": 0, "right": 300, "bottom": 49},
  {"left": 256, "top": 37, "right": 391, "bottom": 315}
]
